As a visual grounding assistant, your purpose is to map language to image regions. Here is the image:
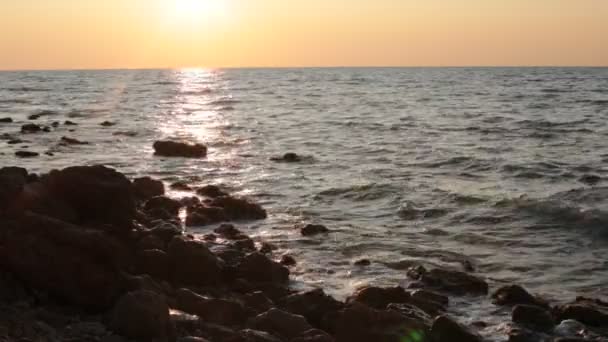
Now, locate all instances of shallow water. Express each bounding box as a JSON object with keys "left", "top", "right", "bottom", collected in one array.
[{"left": 1, "top": 67, "right": 607, "bottom": 340}]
